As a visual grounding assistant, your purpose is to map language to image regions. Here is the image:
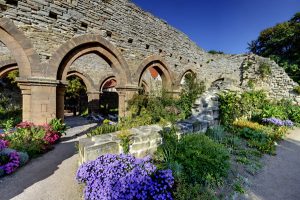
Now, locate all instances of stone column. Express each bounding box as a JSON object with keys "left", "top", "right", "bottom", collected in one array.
[
  {"left": 116, "top": 85, "right": 139, "bottom": 119},
  {"left": 87, "top": 91, "right": 100, "bottom": 114},
  {"left": 18, "top": 78, "right": 60, "bottom": 124},
  {"left": 18, "top": 83, "right": 31, "bottom": 122},
  {"left": 56, "top": 84, "right": 66, "bottom": 121}
]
